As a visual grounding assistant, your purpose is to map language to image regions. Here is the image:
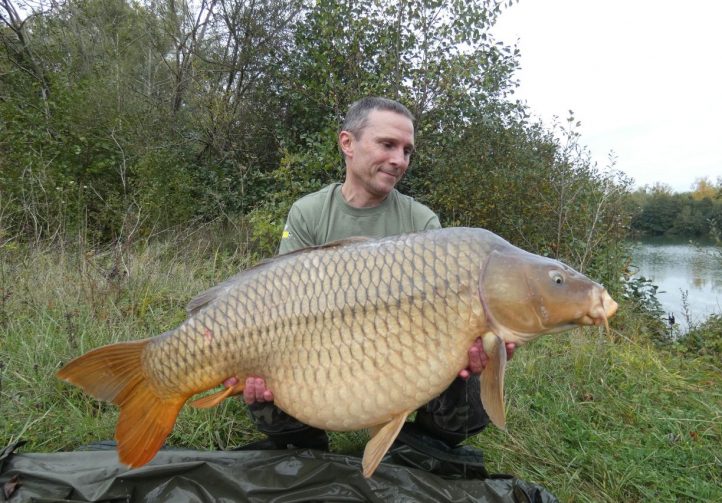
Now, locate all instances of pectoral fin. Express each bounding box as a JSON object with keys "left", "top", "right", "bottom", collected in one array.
[
  {"left": 362, "top": 411, "right": 410, "bottom": 478},
  {"left": 190, "top": 381, "right": 245, "bottom": 409},
  {"left": 480, "top": 333, "right": 507, "bottom": 430}
]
